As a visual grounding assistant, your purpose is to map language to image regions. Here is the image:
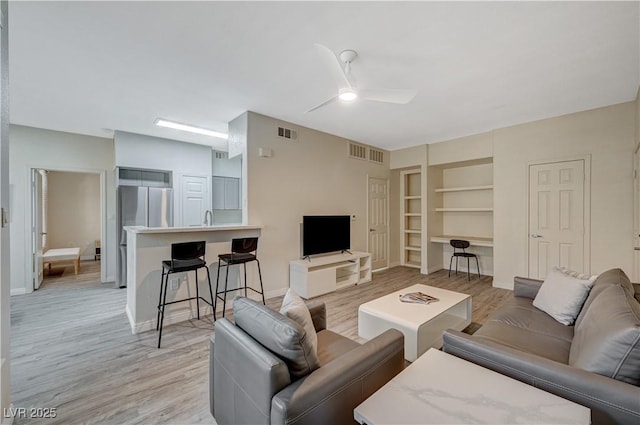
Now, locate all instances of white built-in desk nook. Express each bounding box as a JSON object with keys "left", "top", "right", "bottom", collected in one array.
[
  {"left": 289, "top": 251, "right": 372, "bottom": 299},
  {"left": 124, "top": 225, "right": 262, "bottom": 334}
]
